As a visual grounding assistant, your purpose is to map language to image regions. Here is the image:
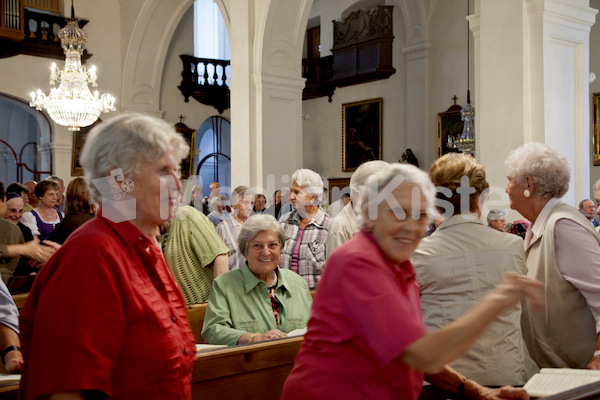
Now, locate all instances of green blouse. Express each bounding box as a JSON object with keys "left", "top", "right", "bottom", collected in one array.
[
  {"left": 202, "top": 264, "right": 312, "bottom": 346},
  {"left": 163, "top": 206, "right": 230, "bottom": 304}
]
